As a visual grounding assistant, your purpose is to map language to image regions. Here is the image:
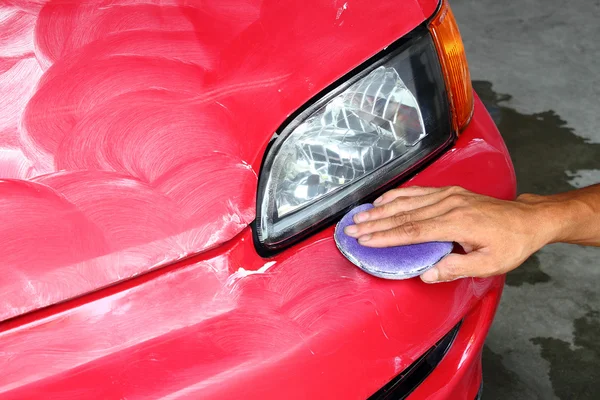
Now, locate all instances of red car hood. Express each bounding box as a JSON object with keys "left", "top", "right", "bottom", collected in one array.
[{"left": 0, "top": 0, "right": 439, "bottom": 321}]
